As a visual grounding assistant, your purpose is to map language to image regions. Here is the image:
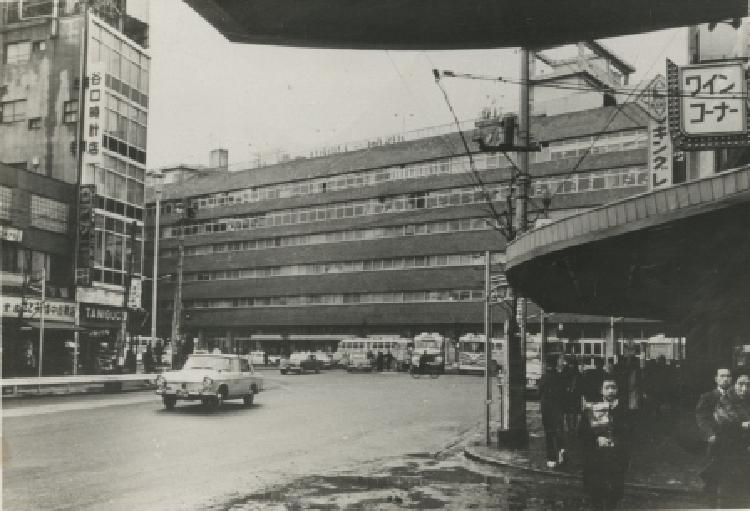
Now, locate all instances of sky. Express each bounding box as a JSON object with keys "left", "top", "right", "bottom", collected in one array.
[{"left": 141, "top": 0, "right": 688, "bottom": 169}]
